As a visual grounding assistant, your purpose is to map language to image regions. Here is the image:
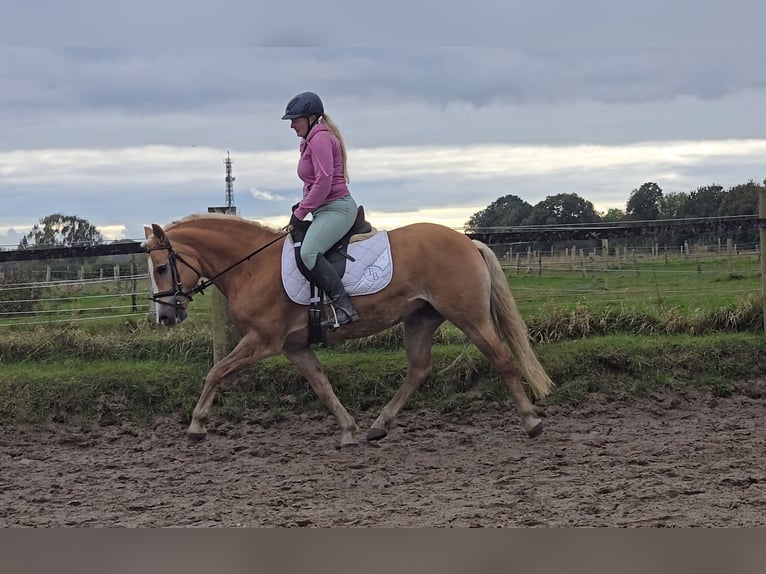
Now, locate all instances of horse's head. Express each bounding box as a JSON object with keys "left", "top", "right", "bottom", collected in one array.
[{"left": 144, "top": 223, "right": 202, "bottom": 326}]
